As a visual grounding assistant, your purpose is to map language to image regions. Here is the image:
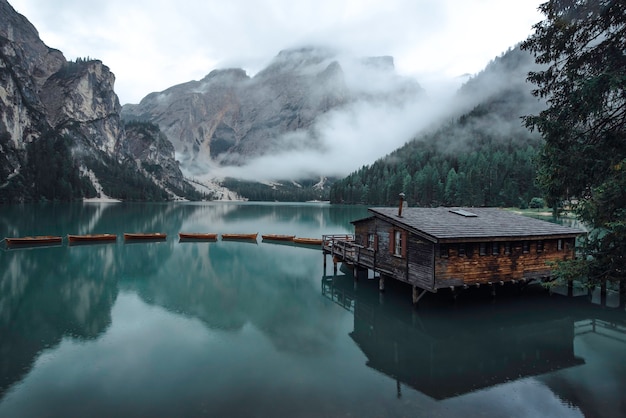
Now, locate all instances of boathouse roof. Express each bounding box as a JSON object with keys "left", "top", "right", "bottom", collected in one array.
[{"left": 357, "top": 207, "right": 584, "bottom": 243}]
